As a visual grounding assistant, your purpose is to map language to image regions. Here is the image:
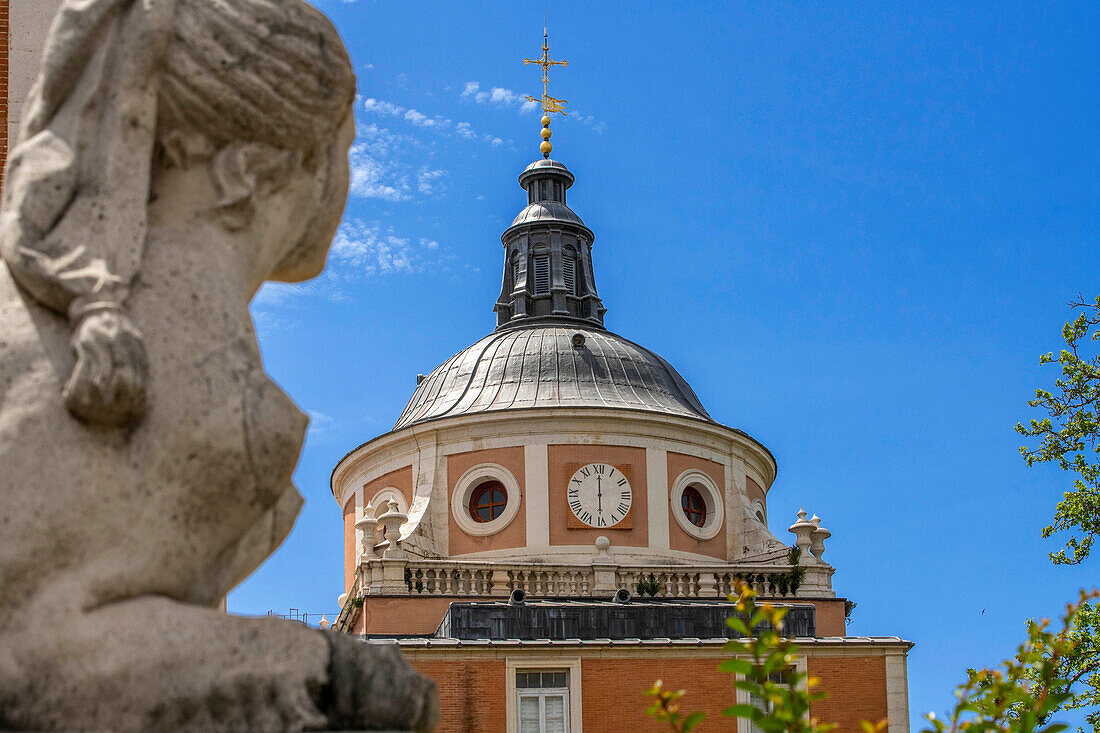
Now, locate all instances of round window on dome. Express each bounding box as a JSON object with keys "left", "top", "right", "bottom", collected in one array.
[
  {"left": 452, "top": 463, "right": 522, "bottom": 537},
  {"left": 681, "top": 485, "right": 707, "bottom": 528},
  {"left": 670, "top": 469, "right": 724, "bottom": 541},
  {"left": 469, "top": 480, "right": 508, "bottom": 523}
]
